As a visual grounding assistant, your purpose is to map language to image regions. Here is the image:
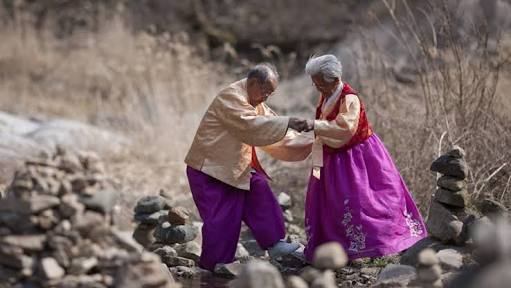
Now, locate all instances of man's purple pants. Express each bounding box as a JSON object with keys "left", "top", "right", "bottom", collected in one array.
[{"left": 186, "top": 166, "right": 285, "bottom": 271}]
